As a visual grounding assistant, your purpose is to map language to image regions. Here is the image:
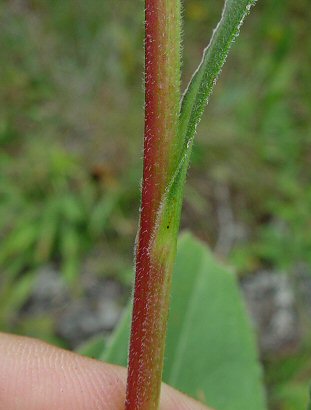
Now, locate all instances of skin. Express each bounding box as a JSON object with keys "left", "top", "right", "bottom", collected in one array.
[{"left": 0, "top": 333, "right": 211, "bottom": 410}]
